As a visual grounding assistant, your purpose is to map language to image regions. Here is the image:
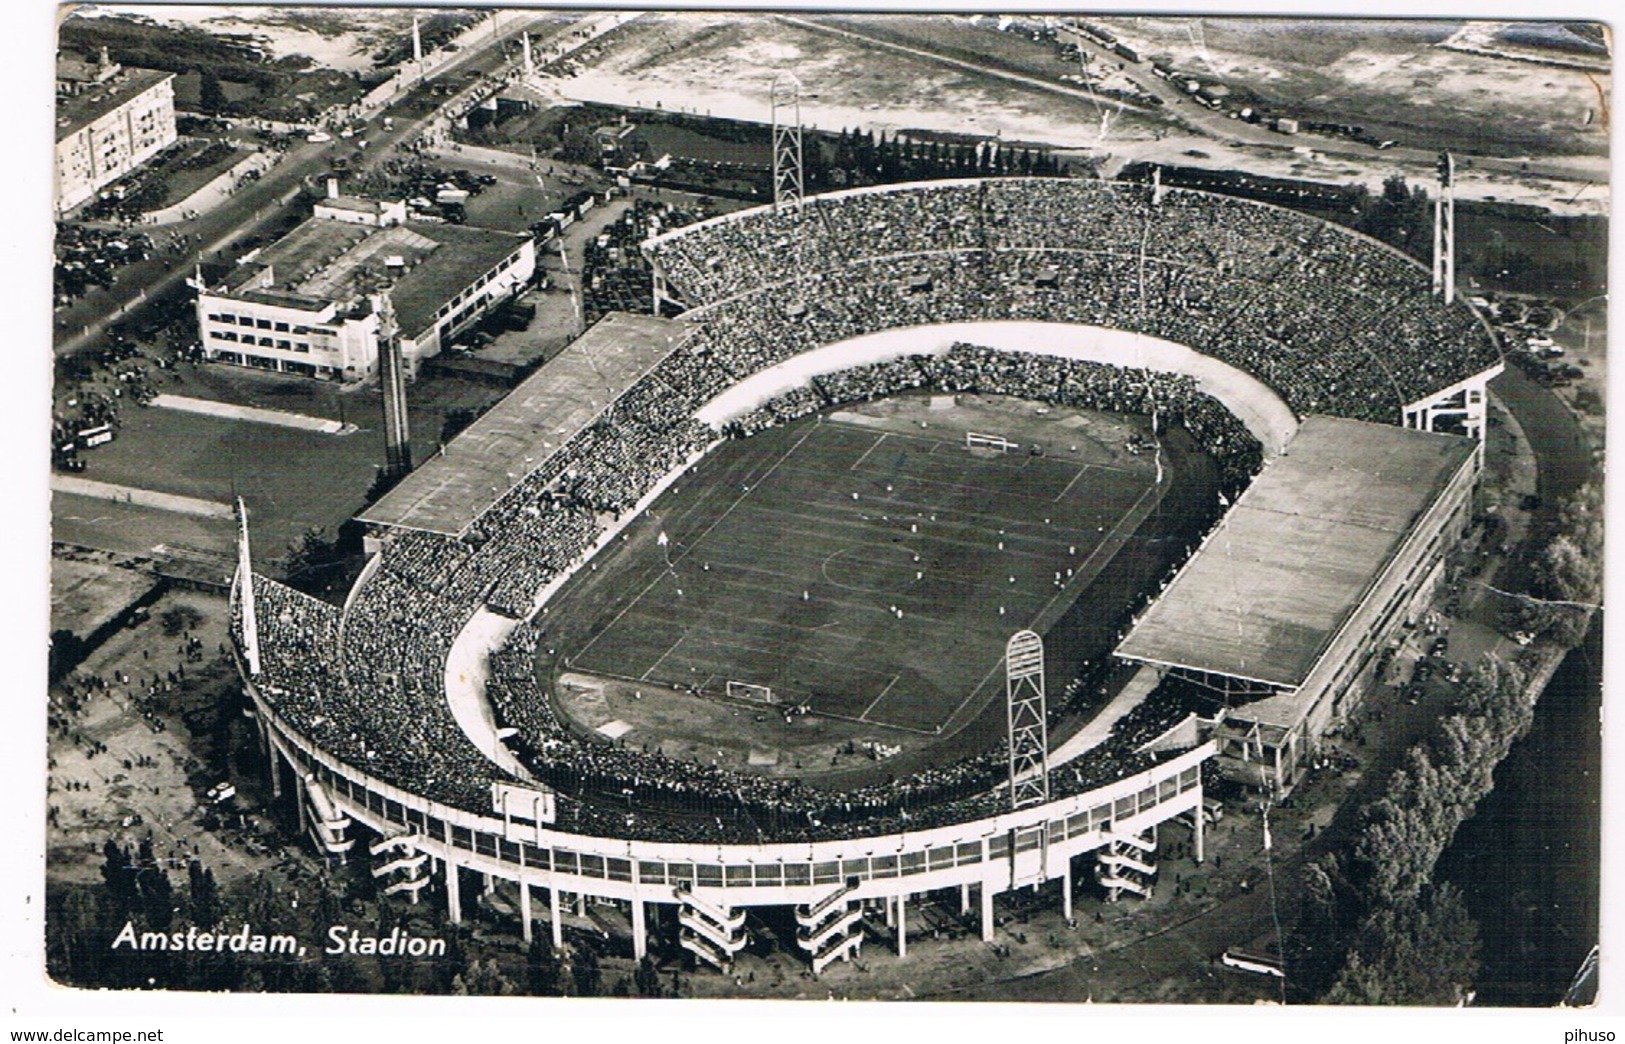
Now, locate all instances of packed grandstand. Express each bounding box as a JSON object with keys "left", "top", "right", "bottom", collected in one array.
[{"left": 238, "top": 176, "right": 1501, "bottom": 853}]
